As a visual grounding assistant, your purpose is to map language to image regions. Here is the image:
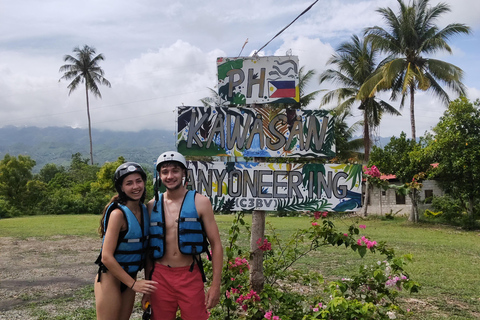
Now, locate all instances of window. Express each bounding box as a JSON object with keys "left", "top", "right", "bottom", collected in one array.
[
  {"left": 396, "top": 193, "right": 406, "bottom": 204},
  {"left": 424, "top": 189, "right": 433, "bottom": 204},
  {"left": 382, "top": 190, "right": 386, "bottom": 196}
]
